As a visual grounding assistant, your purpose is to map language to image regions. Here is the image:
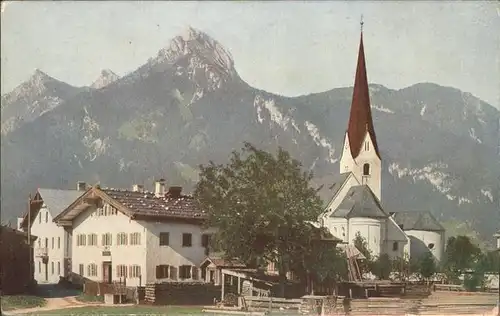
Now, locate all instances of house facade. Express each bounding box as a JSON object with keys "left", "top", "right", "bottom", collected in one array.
[
  {"left": 320, "top": 29, "right": 409, "bottom": 259},
  {"left": 0, "top": 225, "right": 37, "bottom": 295},
  {"left": 54, "top": 180, "right": 214, "bottom": 287},
  {"left": 392, "top": 211, "right": 445, "bottom": 262},
  {"left": 18, "top": 186, "right": 85, "bottom": 284}
]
